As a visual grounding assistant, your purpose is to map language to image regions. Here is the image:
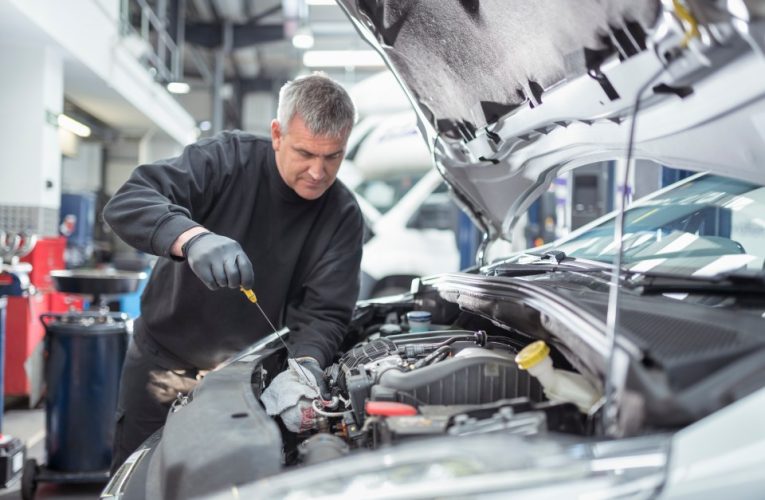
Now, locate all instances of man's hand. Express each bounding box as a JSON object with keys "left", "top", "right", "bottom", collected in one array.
[
  {"left": 183, "top": 232, "right": 255, "bottom": 290},
  {"left": 260, "top": 358, "right": 326, "bottom": 433},
  {"left": 295, "top": 357, "right": 330, "bottom": 400}
]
